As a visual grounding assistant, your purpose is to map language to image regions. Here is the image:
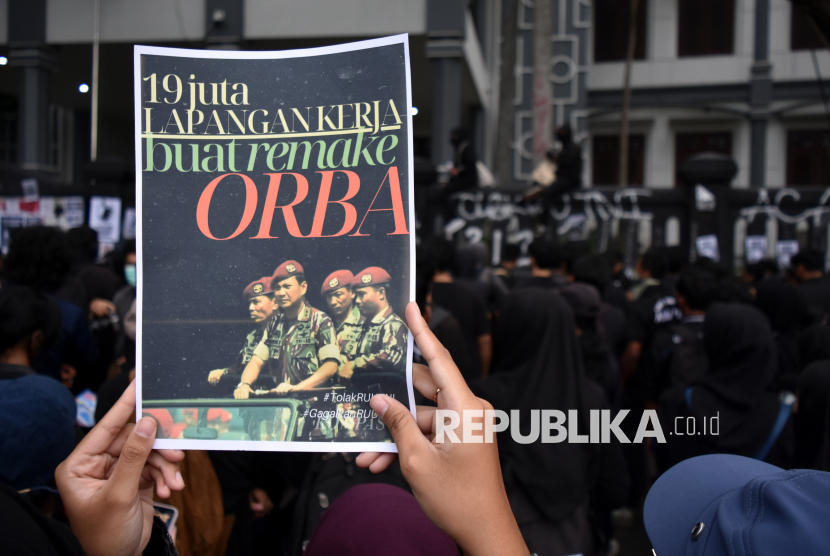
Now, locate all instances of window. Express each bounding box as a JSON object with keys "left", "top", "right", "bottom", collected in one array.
[
  {"left": 592, "top": 134, "right": 645, "bottom": 185},
  {"left": 787, "top": 130, "right": 830, "bottom": 185},
  {"left": 594, "top": 0, "right": 647, "bottom": 62},
  {"left": 677, "top": 0, "right": 734, "bottom": 57},
  {"left": 674, "top": 132, "right": 732, "bottom": 186},
  {"left": 791, "top": 5, "right": 825, "bottom": 51}
]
